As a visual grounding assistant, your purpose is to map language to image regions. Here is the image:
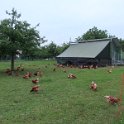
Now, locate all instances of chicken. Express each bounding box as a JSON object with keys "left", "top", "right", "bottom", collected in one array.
[
  {"left": 59, "top": 64, "right": 64, "bottom": 68},
  {"left": 23, "top": 72, "right": 31, "bottom": 79},
  {"left": 16, "top": 66, "right": 21, "bottom": 71},
  {"left": 16, "top": 65, "right": 24, "bottom": 71},
  {"left": 93, "top": 65, "right": 98, "bottom": 69},
  {"left": 5, "top": 68, "right": 11, "bottom": 74},
  {"left": 32, "top": 78, "right": 39, "bottom": 84},
  {"left": 23, "top": 74, "right": 29, "bottom": 79},
  {"left": 68, "top": 73, "right": 76, "bottom": 79},
  {"left": 30, "top": 85, "right": 39, "bottom": 92},
  {"left": 108, "top": 69, "right": 112, "bottom": 73},
  {"left": 104, "top": 96, "right": 120, "bottom": 105},
  {"left": 79, "top": 65, "right": 83, "bottom": 69},
  {"left": 90, "top": 81, "right": 97, "bottom": 91}
]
